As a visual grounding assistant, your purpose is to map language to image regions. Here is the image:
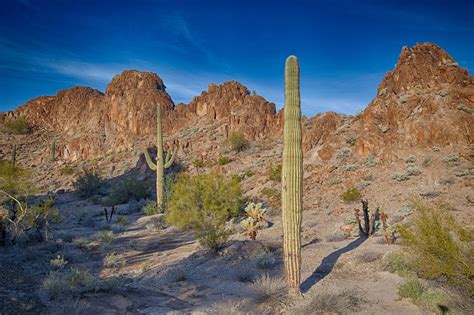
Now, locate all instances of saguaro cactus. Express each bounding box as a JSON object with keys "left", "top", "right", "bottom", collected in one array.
[
  {"left": 11, "top": 144, "right": 17, "bottom": 167},
  {"left": 282, "top": 55, "right": 303, "bottom": 295},
  {"left": 50, "top": 139, "right": 56, "bottom": 161},
  {"left": 144, "top": 103, "right": 177, "bottom": 211}
]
